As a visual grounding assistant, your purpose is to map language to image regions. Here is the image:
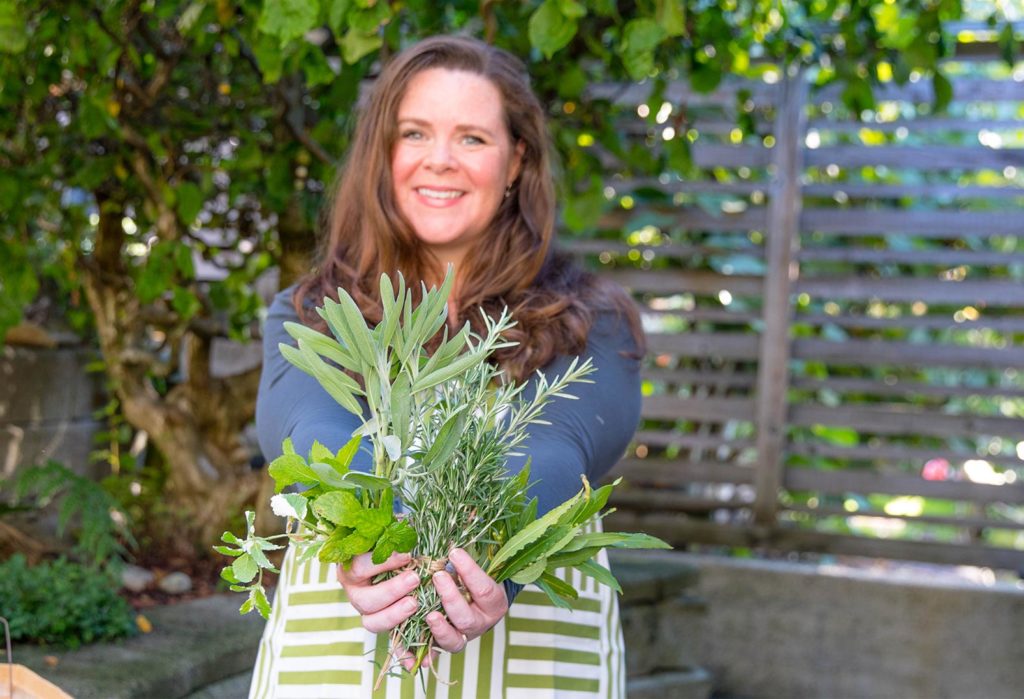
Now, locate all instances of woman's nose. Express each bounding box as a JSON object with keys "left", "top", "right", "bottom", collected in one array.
[{"left": 424, "top": 140, "right": 455, "bottom": 171}]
